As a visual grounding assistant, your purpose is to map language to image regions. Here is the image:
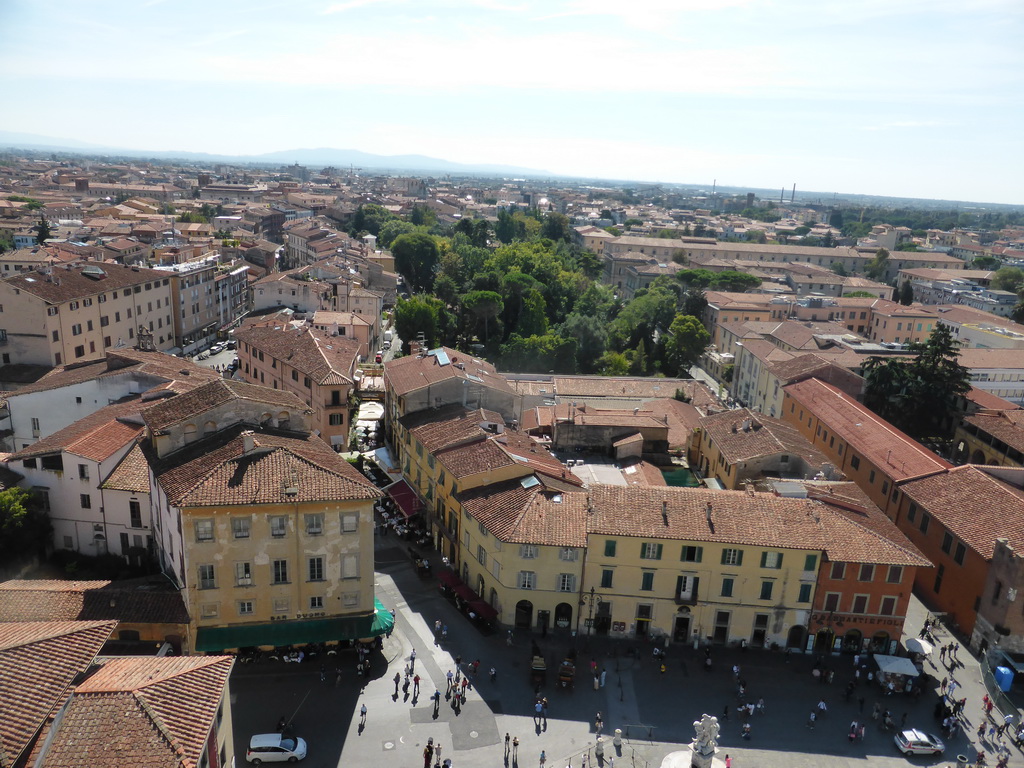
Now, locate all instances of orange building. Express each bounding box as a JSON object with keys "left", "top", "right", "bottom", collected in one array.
[{"left": 780, "top": 378, "right": 950, "bottom": 516}]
